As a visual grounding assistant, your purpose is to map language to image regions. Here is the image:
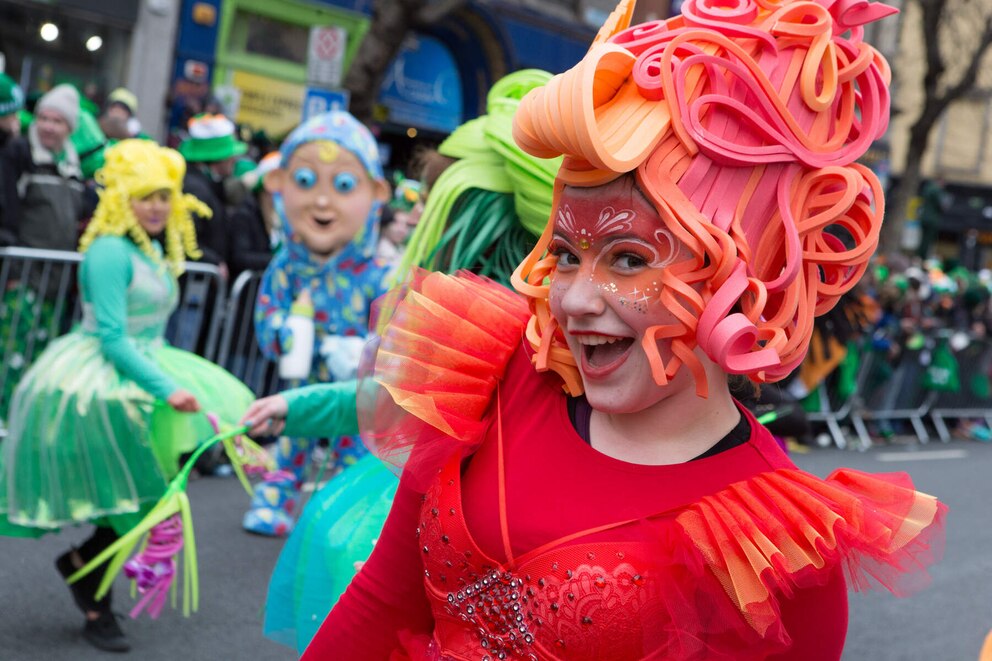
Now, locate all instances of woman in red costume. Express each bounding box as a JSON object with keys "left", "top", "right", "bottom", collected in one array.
[{"left": 304, "top": 0, "right": 946, "bottom": 658}]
